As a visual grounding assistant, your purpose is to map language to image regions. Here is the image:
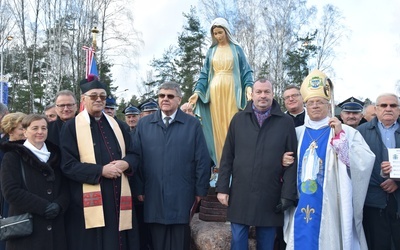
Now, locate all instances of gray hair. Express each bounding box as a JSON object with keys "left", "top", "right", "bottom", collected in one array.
[
  {"left": 44, "top": 103, "right": 55, "bottom": 111},
  {"left": 0, "top": 103, "right": 8, "bottom": 117},
  {"left": 55, "top": 90, "right": 77, "bottom": 102},
  {"left": 376, "top": 93, "right": 399, "bottom": 105},
  {"left": 159, "top": 82, "right": 182, "bottom": 97},
  {"left": 363, "top": 103, "right": 375, "bottom": 115}
]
